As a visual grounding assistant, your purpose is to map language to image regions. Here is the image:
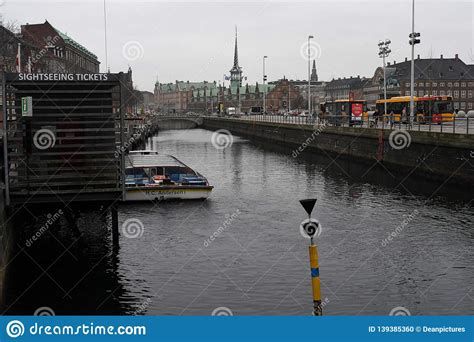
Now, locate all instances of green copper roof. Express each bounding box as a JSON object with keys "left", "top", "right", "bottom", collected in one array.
[
  {"left": 229, "top": 84, "right": 274, "bottom": 95},
  {"left": 54, "top": 28, "right": 98, "bottom": 60}
]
